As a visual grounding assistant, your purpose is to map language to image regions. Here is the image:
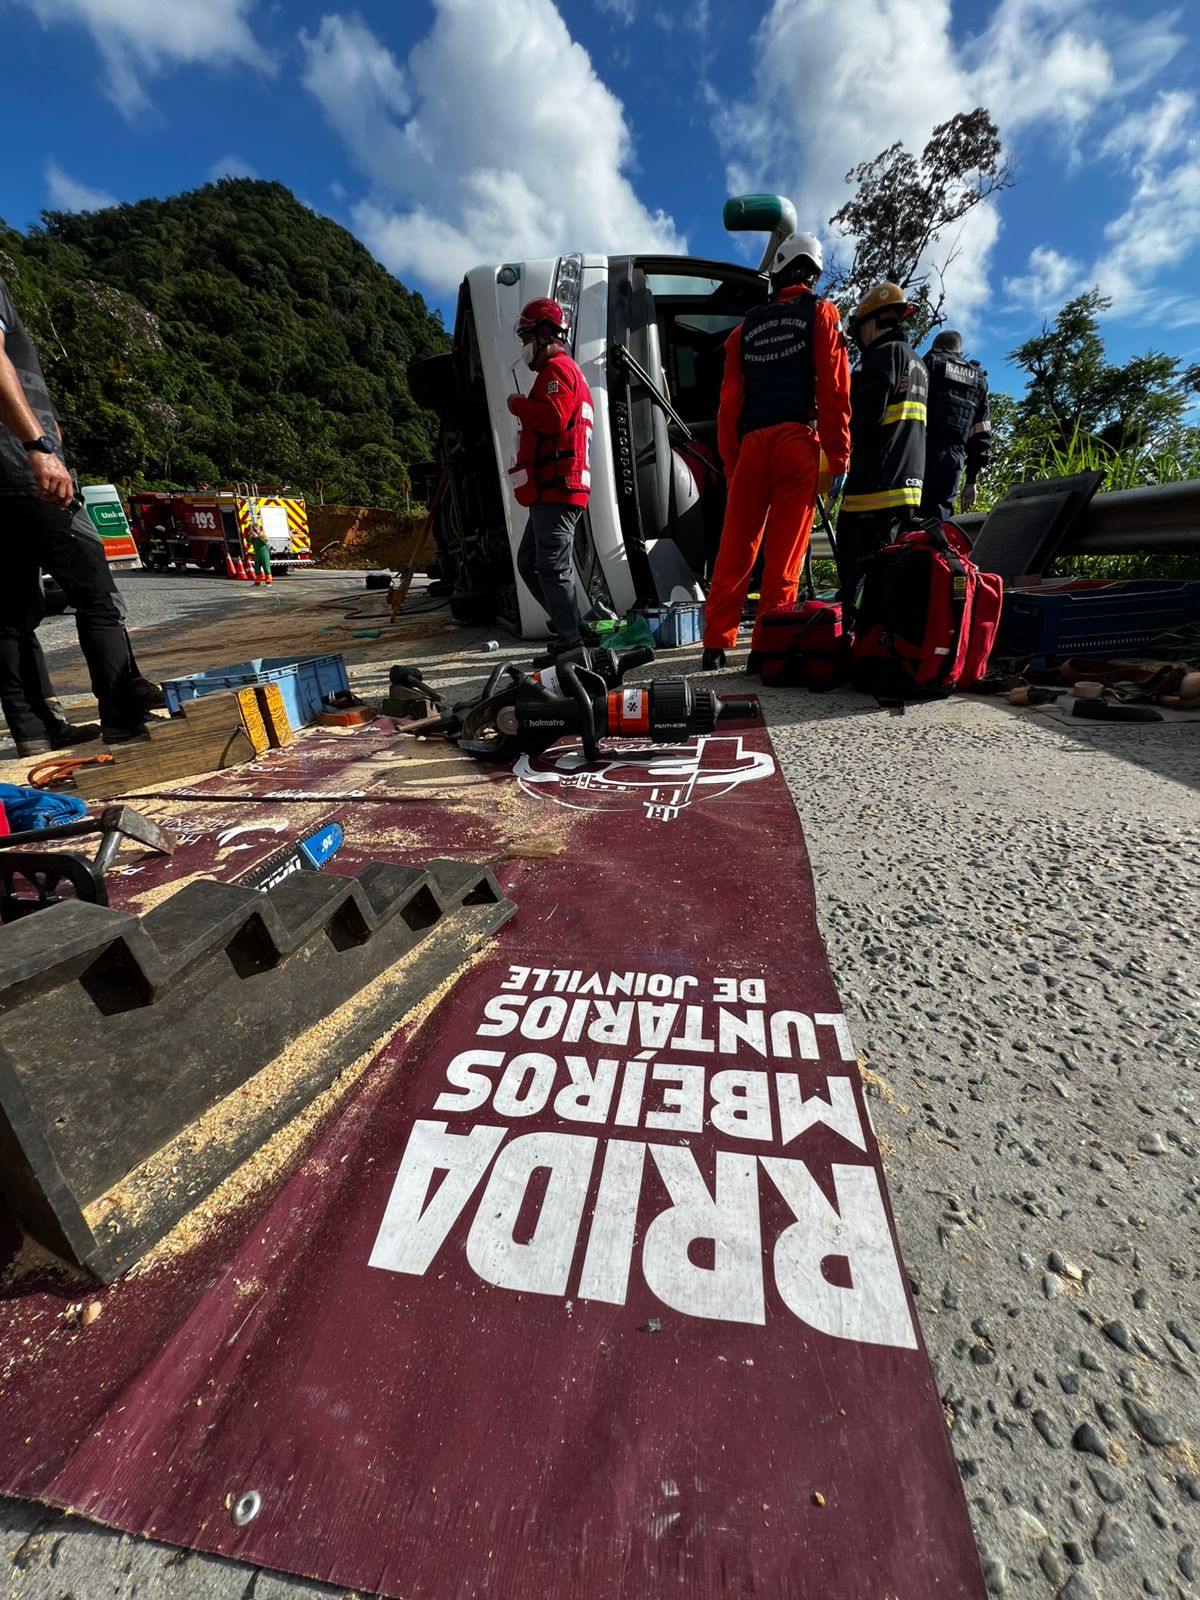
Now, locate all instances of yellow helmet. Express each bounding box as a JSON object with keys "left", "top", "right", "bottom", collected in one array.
[{"left": 849, "top": 281, "right": 916, "bottom": 329}]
